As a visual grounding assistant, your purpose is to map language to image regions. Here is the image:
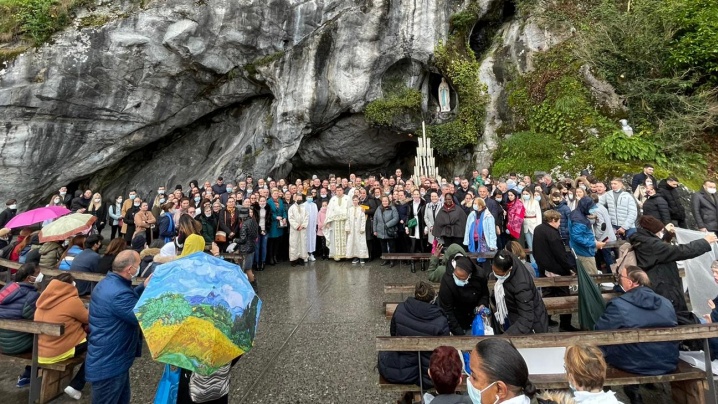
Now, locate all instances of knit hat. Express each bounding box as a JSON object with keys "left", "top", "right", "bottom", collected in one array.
[
  {"left": 131, "top": 234, "right": 146, "bottom": 252},
  {"left": 639, "top": 215, "right": 664, "bottom": 234}
]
